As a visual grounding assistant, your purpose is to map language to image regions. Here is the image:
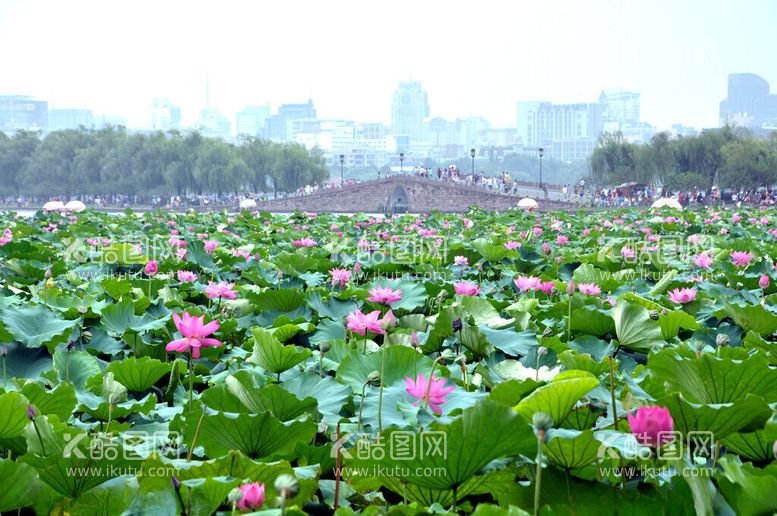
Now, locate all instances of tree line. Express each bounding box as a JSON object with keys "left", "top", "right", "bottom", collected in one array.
[
  {"left": 589, "top": 127, "right": 777, "bottom": 192},
  {"left": 0, "top": 127, "right": 329, "bottom": 198}
]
